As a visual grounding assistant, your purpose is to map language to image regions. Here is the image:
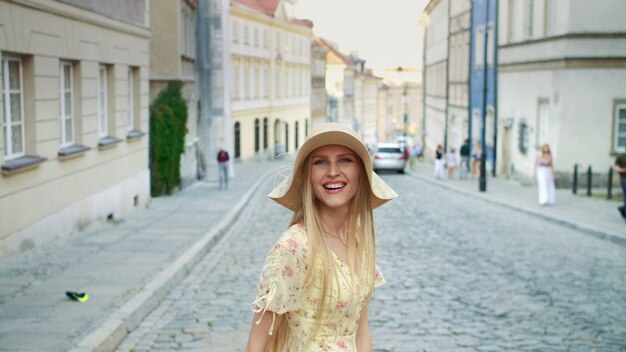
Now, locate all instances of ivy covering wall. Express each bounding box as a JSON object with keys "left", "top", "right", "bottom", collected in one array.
[{"left": 149, "top": 81, "right": 188, "bottom": 196}]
